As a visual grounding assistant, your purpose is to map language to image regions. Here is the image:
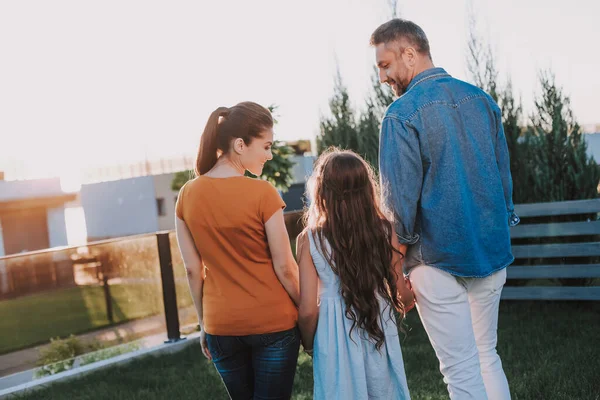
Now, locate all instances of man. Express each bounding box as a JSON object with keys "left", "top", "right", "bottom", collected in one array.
[{"left": 371, "top": 19, "right": 519, "bottom": 400}]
